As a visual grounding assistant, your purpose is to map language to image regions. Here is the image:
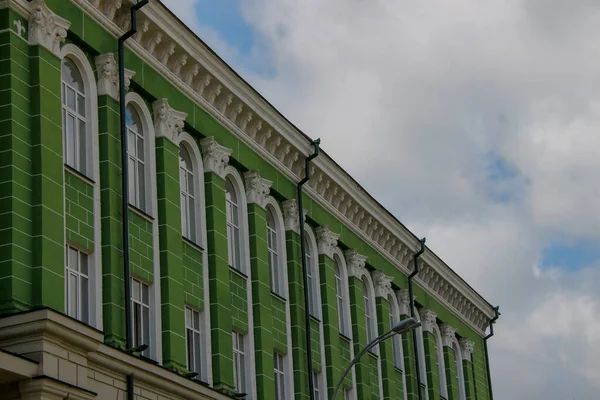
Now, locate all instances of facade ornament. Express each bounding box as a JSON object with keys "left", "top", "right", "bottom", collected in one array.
[
  {"left": 182, "top": 63, "right": 200, "bottom": 86},
  {"left": 345, "top": 249, "right": 368, "bottom": 279},
  {"left": 283, "top": 199, "right": 299, "bottom": 233},
  {"left": 372, "top": 271, "right": 393, "bottom": 298},
  {"left": 440, "top": 323, "right": 457, "bottom": 347},
  {"left": 459, "top": 338, "right": 475, "bottom": 361},
  {"left": 421, "top": 309, "right": 437, "bottom": 333},
  {"left": 153, "top": 99, "right": 187, "bottom": 145},
  {"left": 102, "top": 0, "right": 122, "bottom": 20},
  {"left": 396, "top": 289, "right": 417, "bottom": 316},
  {"left": 315, "top": 226, "right": 339, "bottom": 259},
  {"left": 199, "top": 137, "right": 231, "bottom": 178},
  {"left": 28, "top": 0, "right": 70, "bottom": 57},
  {"left": 243, "top": 171, "right": 272, "bottom": 209},
  {"left": 95, "top": 53, "right": 135, "bottom": 100}
]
